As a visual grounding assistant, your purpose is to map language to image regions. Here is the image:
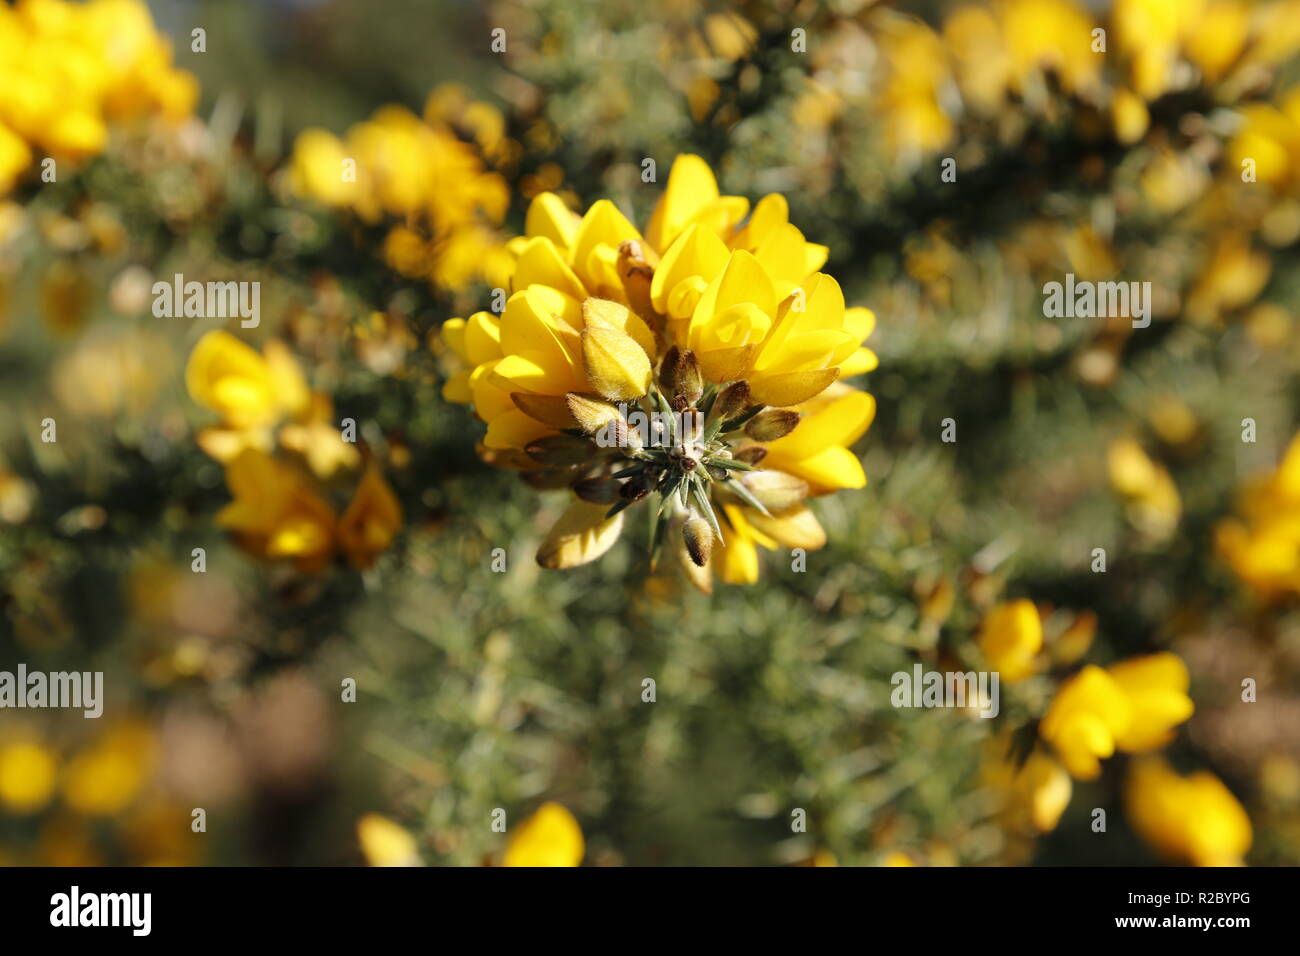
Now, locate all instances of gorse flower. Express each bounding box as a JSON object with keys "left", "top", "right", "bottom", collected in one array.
[
  {"left": 1039, "top": 652, "right": 1194, "bottom": 780},
  {"left": 0, "top": 0, "right": 198, "bottom": 194},
  {"left": 186, "top": 332, "right": 402, "bottom": 572},
  {"left": 1216, "top": 430, "right": 1300, "bottom": 601},
  {"left": 1125, "top": 756, "right": 1252, "bottom": 866},
  {"left": 288, "top": 85, "right": 512, "bottom": 293},
  {"left": 441, "top": 155, "right": 877, "bottom": 587},
  {"left": 502, "top": 802, "right": 584, "bottom": 867}
]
